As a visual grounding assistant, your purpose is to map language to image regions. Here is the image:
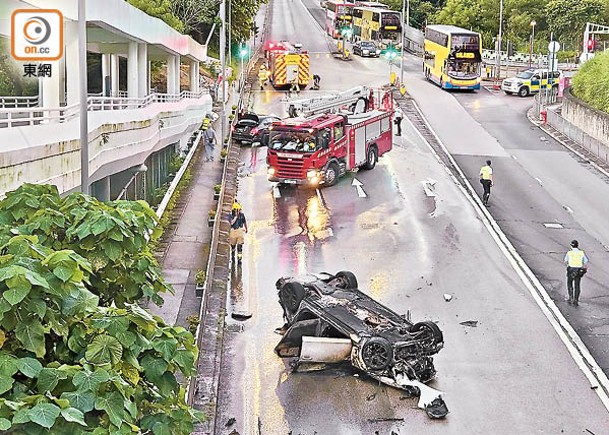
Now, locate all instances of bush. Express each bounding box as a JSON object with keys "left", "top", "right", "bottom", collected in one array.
[
  {"left": 220, "top": 149, "right": 228, "bottom": 158},
  {"left": 571, "top": 51, "right": 609, "bottom": 113},
  {"left": 195, "top": 270, "right": 206, "bottom": 286},
  {"left": 208, "top": 210, "right": 216, "bottom": 219},
  {"left": 214, "top": 184, "right": 222, "bottom": 194}
]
